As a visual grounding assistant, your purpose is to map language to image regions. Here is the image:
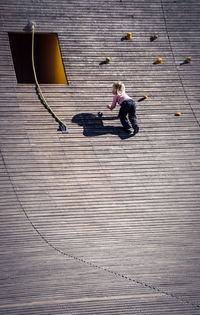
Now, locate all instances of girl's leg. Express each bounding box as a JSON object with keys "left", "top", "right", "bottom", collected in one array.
[
  {"left": 119, "top": 104, "right": 131, "bottom": 130},
  {"left": 128, "top": 101, "right": 138, "bottom": 128},
  {"left": 128, "top": 101, "right": 139, "bottom": 134}
]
